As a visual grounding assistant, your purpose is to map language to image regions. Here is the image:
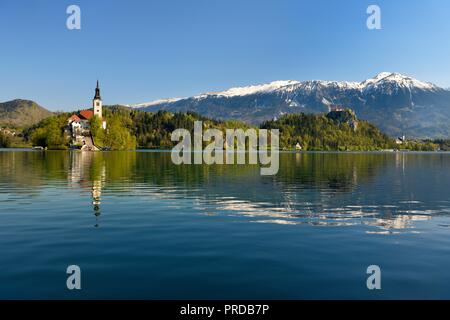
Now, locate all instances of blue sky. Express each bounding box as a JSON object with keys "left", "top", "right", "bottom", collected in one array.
[{"left": 0, "top": 0, "right": 449, "bottom": 111}]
